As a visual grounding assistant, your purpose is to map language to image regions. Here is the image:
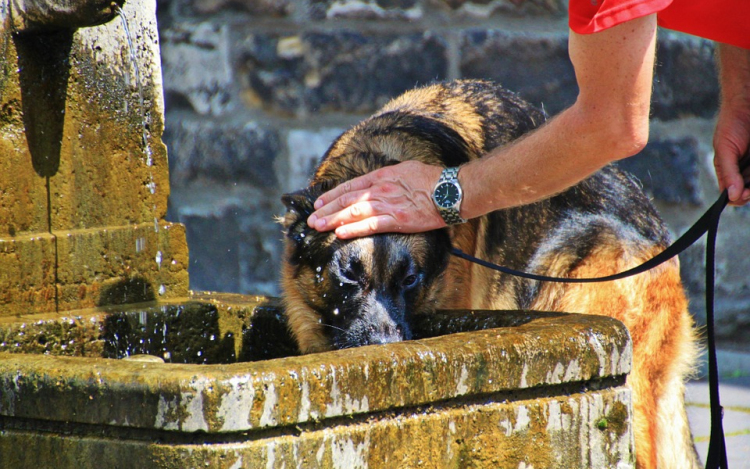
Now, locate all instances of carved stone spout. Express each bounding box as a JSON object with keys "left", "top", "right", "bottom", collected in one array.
[{"left": 9, "top": 0, "right": 125, "bottom": 33}]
